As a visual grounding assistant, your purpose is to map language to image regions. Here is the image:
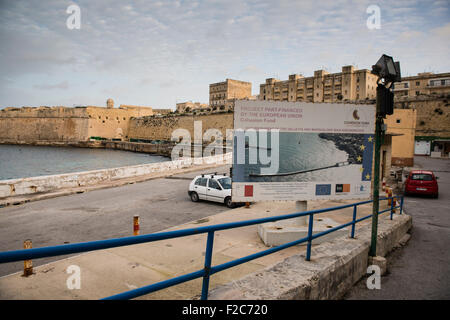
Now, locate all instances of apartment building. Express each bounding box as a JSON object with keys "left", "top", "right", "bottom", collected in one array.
[
  {"left": 209, "top": 79, "right": 252, "bottom": 109},
  {"left": 392, "top": 72, "right": 450, "bottom": 98},
  {"left": 259, "top": 65, "right": 378, "bottom": 103}
]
